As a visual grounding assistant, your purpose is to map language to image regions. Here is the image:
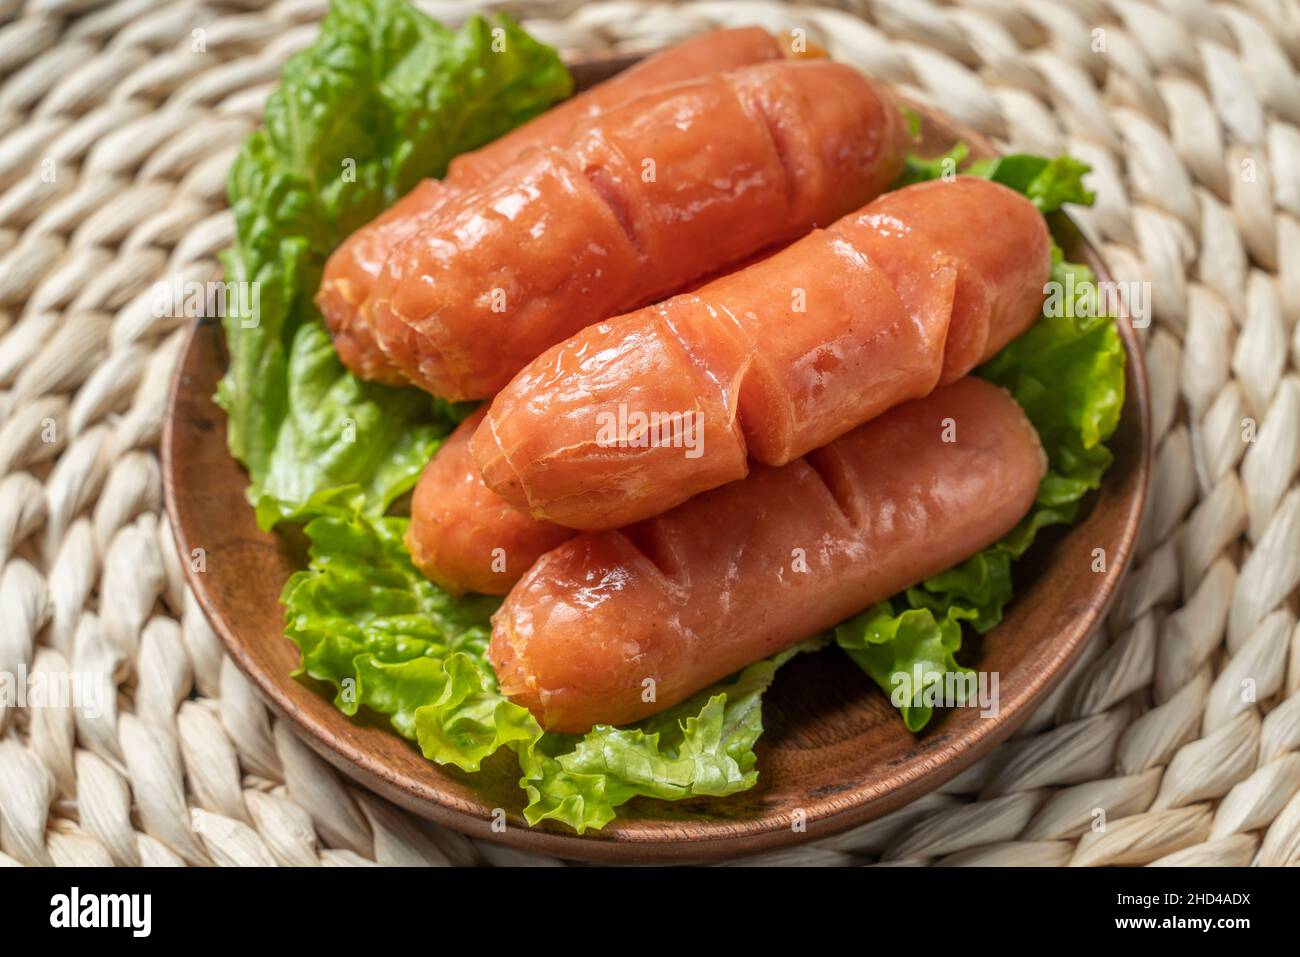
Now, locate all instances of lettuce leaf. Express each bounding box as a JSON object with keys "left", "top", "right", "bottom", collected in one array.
[
  {"left": 895, "top": 142, "right": 969, "bottom": 186},
  {"left": 280, "top": 492, "right": 497, "bottom": 694},
  {"left": 837, "top": 604, "right": 975, "bottom": 732},
  {"left": 897, "top": 148, "right": 1093, "bottom": 213},
  {"left": 518, "top": 640, "right": 819, "bottom": 831},
  {"left": 282, "top": 498, "right": 812, "bottom": 833},
  {"left": 837, "top": 152, "right": 1124, "bottom": 727},
  {"left": 965, "top": 154, "right": 1095, "bottom": 212},
  {"left": 217, "top": 0, "right": 570, "bottom": 527}
]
